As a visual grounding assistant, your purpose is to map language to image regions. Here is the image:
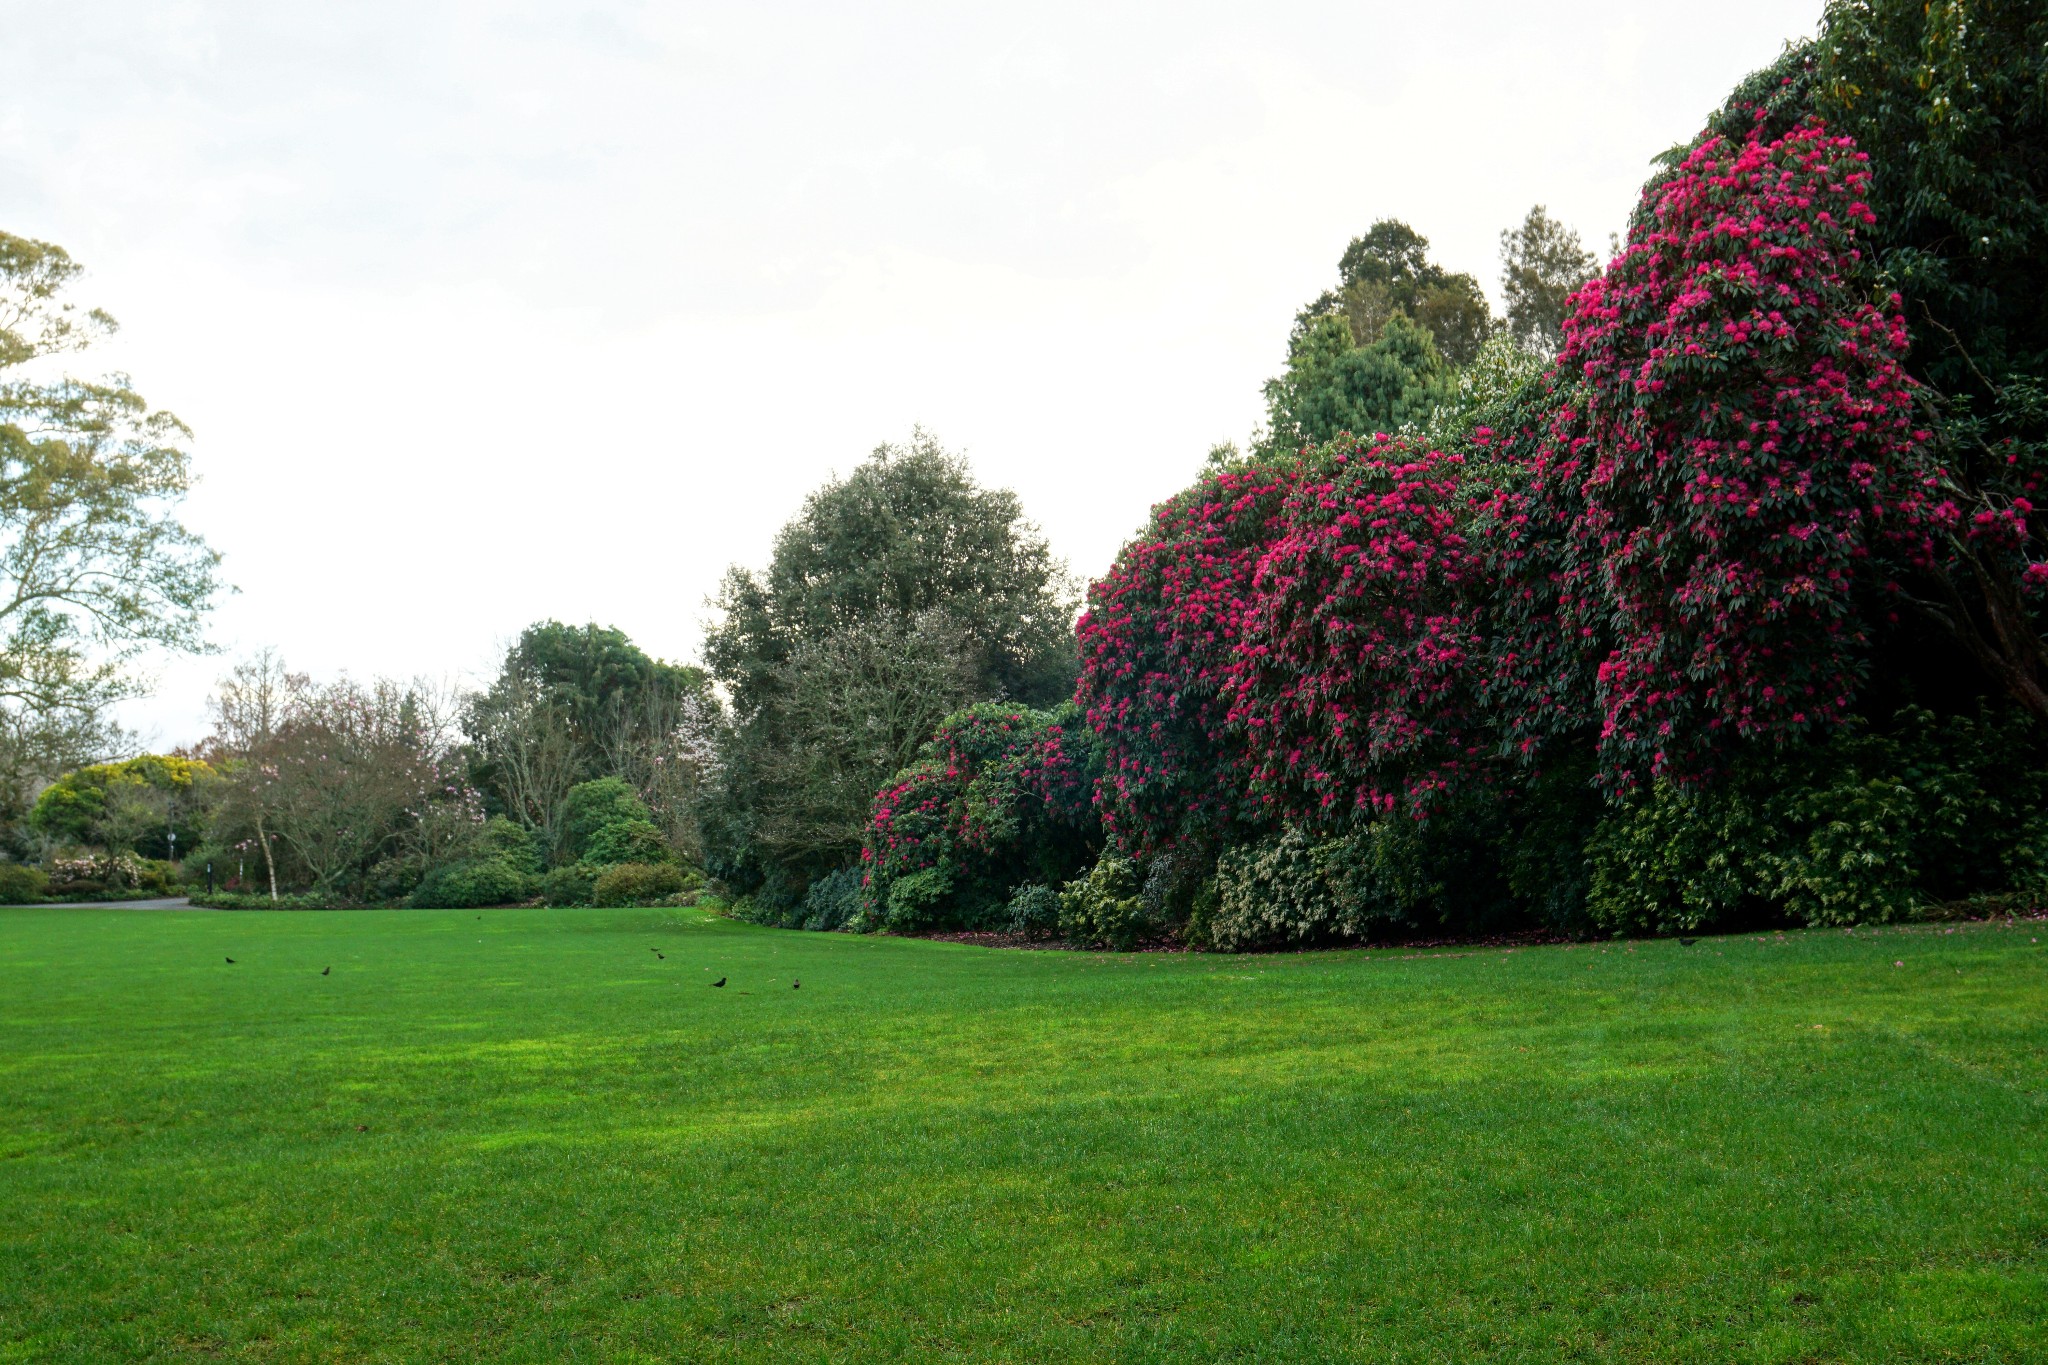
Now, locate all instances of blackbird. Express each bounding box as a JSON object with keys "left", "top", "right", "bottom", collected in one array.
[
  {"left": 225, "top": 957, "right": 236, "bottom": 964},
  {"left": 792, "top": 979, "right": 801, "bottom": 990},
  {"left": 1679, "top": 938, "right": 1699, "bottom": 947},
  {"left": 321, "top": 966, "right": 331, "bottom": 976},
  {"left": 655, "top": 951, "right": 665, "bottom": 960},
  {"left": 711, "top": 976, "right": 726, "bottom": 988}
]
